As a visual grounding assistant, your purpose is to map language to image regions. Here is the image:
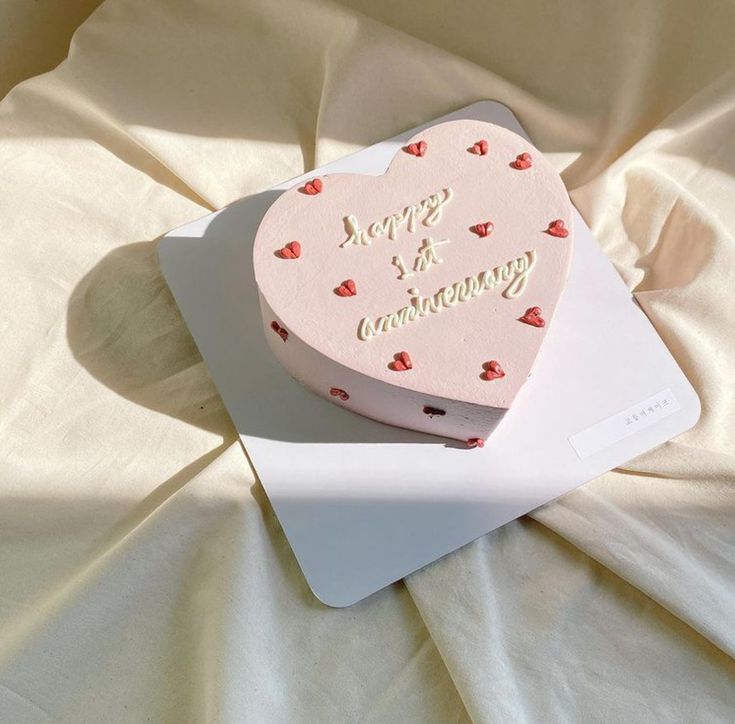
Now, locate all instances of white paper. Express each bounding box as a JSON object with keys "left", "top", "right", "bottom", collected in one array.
[{"left": 569, "top": 388, "right": 681, "bottom": 459}]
